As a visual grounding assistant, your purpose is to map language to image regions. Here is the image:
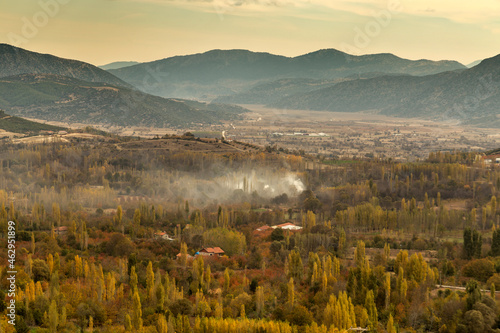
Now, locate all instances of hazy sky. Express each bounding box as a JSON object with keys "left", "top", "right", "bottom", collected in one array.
[{"left": 1, "top": 0, "right": 499, "bottom": 66}]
